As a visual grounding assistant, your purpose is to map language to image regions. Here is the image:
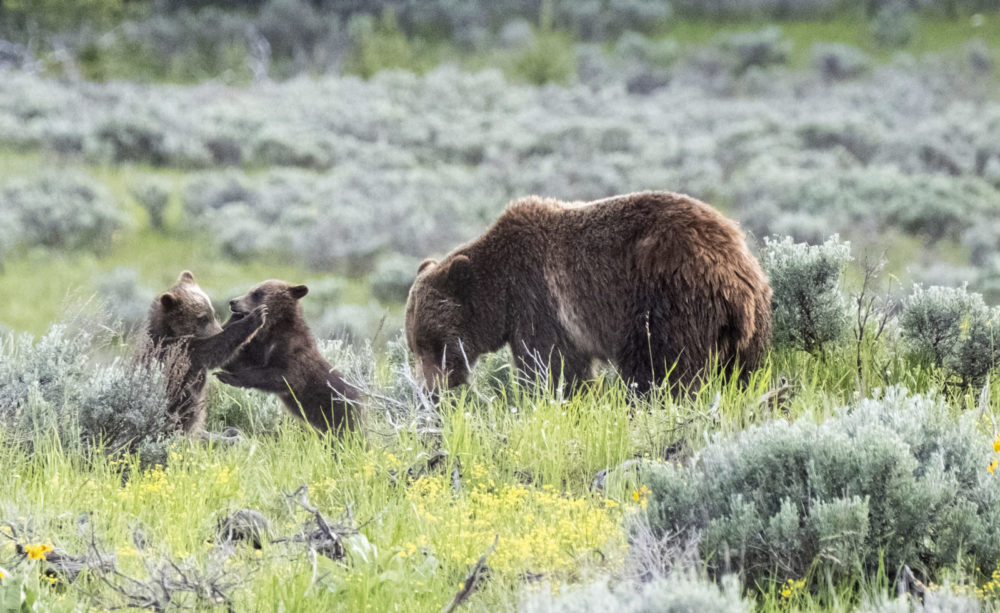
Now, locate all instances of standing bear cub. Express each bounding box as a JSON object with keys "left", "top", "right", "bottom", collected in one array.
[
  {"left": 145, "top": 271, "right": 267, "bottom": 434},
  {"left": 405, "top": 191, "right": 772, "bottom": 394},
  {"left": 216, "top": 280, "right": 362, "bottom": 433}
]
